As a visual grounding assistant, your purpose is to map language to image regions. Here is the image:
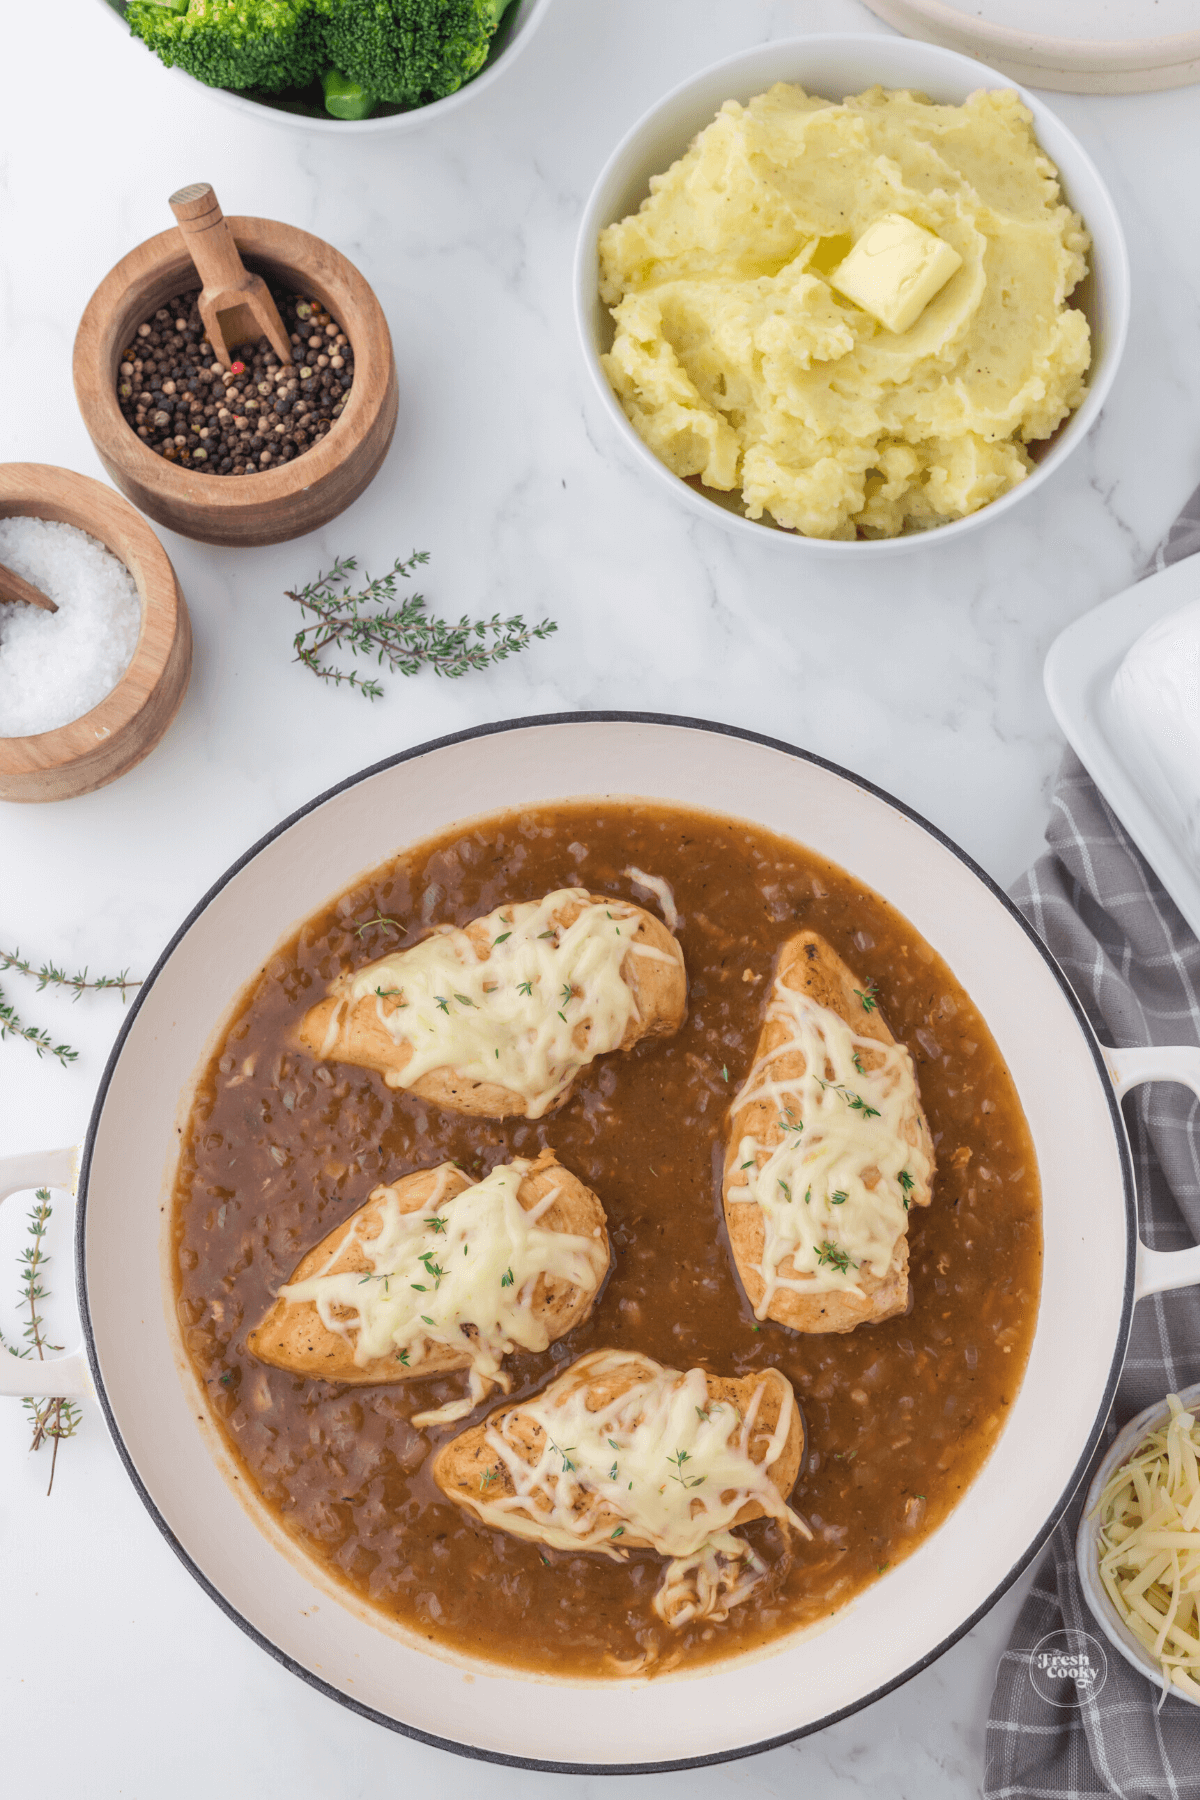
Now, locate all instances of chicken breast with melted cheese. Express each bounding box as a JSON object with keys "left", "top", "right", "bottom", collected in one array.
[
  {"left": 723, "top": 931, "right": 935, "bottom": 1333},
  {"left": 433, "top": 1349, "right": 807, "bottom": 1627},
  {"left": 297, "top": 888, "right": 687, "bottom": 1119},
  {"left": 247, "top": 1149, "right": 609, "bottom": 1425}
]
